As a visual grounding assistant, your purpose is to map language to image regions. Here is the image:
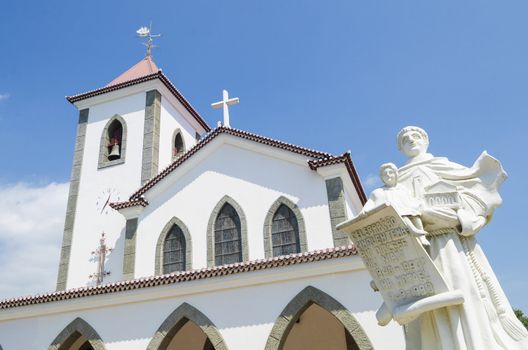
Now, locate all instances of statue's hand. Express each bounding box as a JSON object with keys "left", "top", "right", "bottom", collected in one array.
[{"left": 457, "top": 209, "right": 486, "bottom": 236}]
